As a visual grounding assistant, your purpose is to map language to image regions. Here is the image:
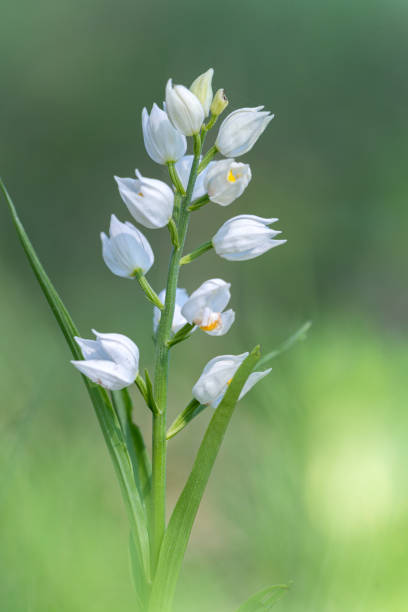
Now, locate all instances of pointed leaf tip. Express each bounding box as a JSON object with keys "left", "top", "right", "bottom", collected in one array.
[{"left": 236, "top": 584, "right": 289, "bottom": 611}]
